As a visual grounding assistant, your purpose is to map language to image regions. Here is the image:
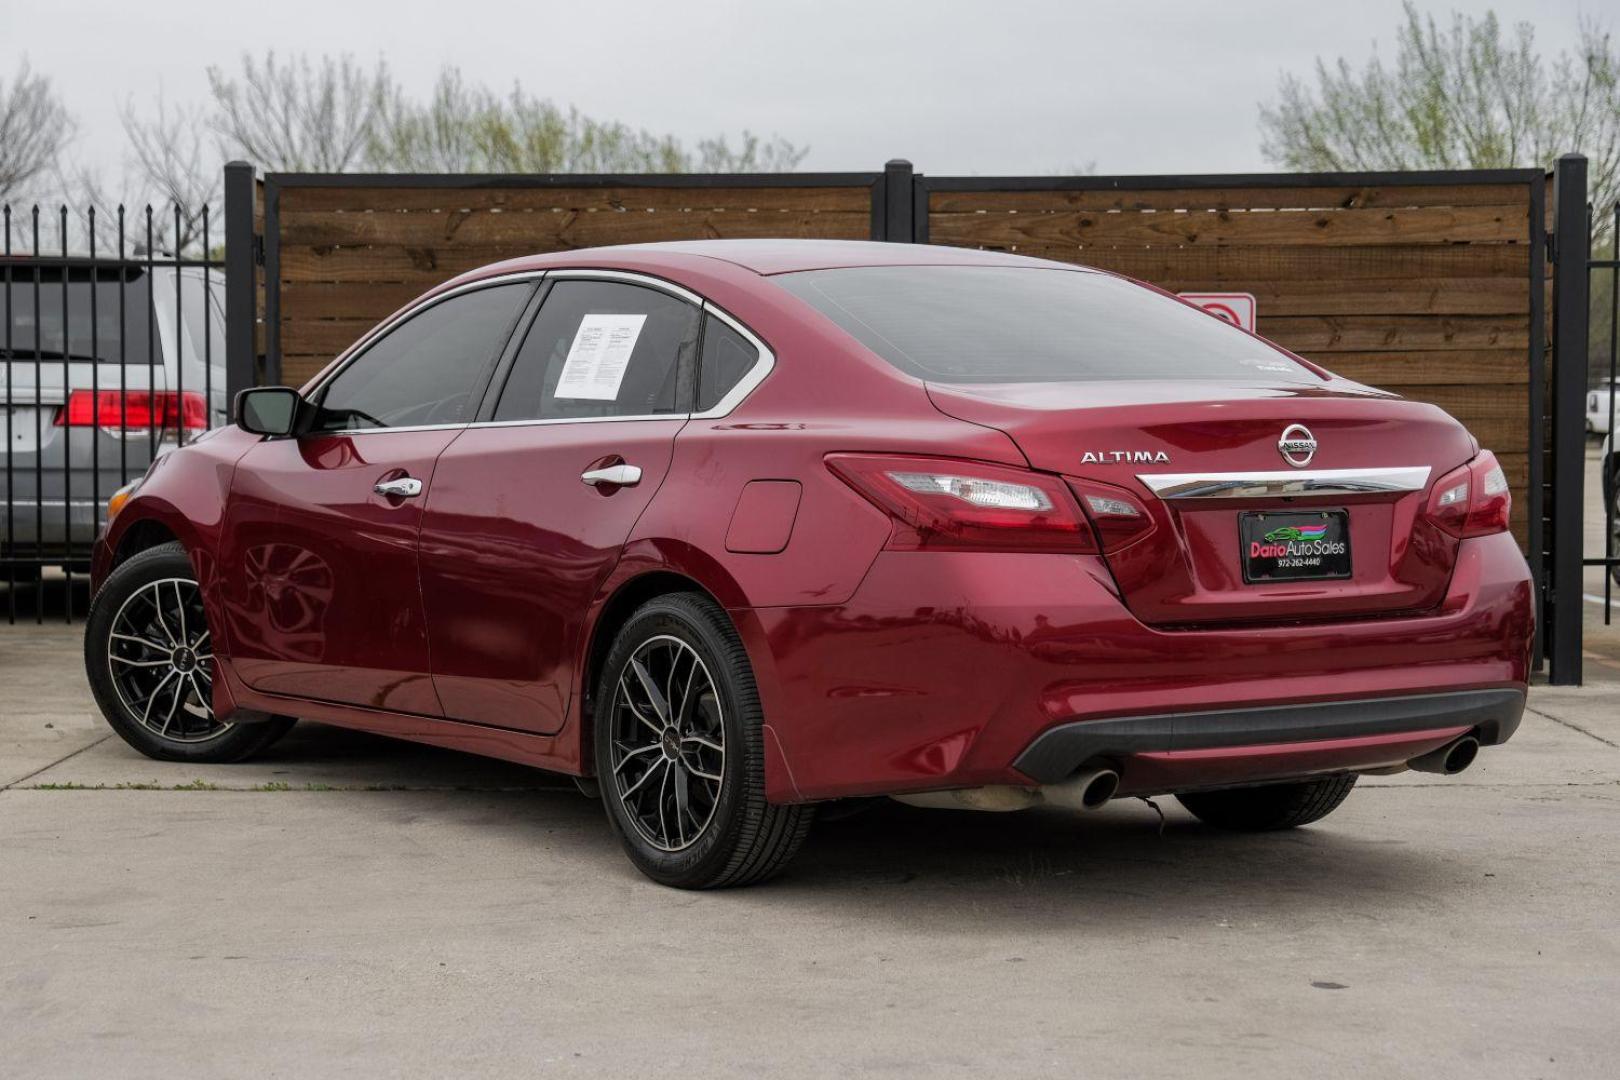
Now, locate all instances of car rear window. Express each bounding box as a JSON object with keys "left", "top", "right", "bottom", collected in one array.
[
  {"left": 0, "top": 267, "right": 154, "bottom": 365},
  {"left": 774, "top": 265, "right": 1320, "bottom": 384}
]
